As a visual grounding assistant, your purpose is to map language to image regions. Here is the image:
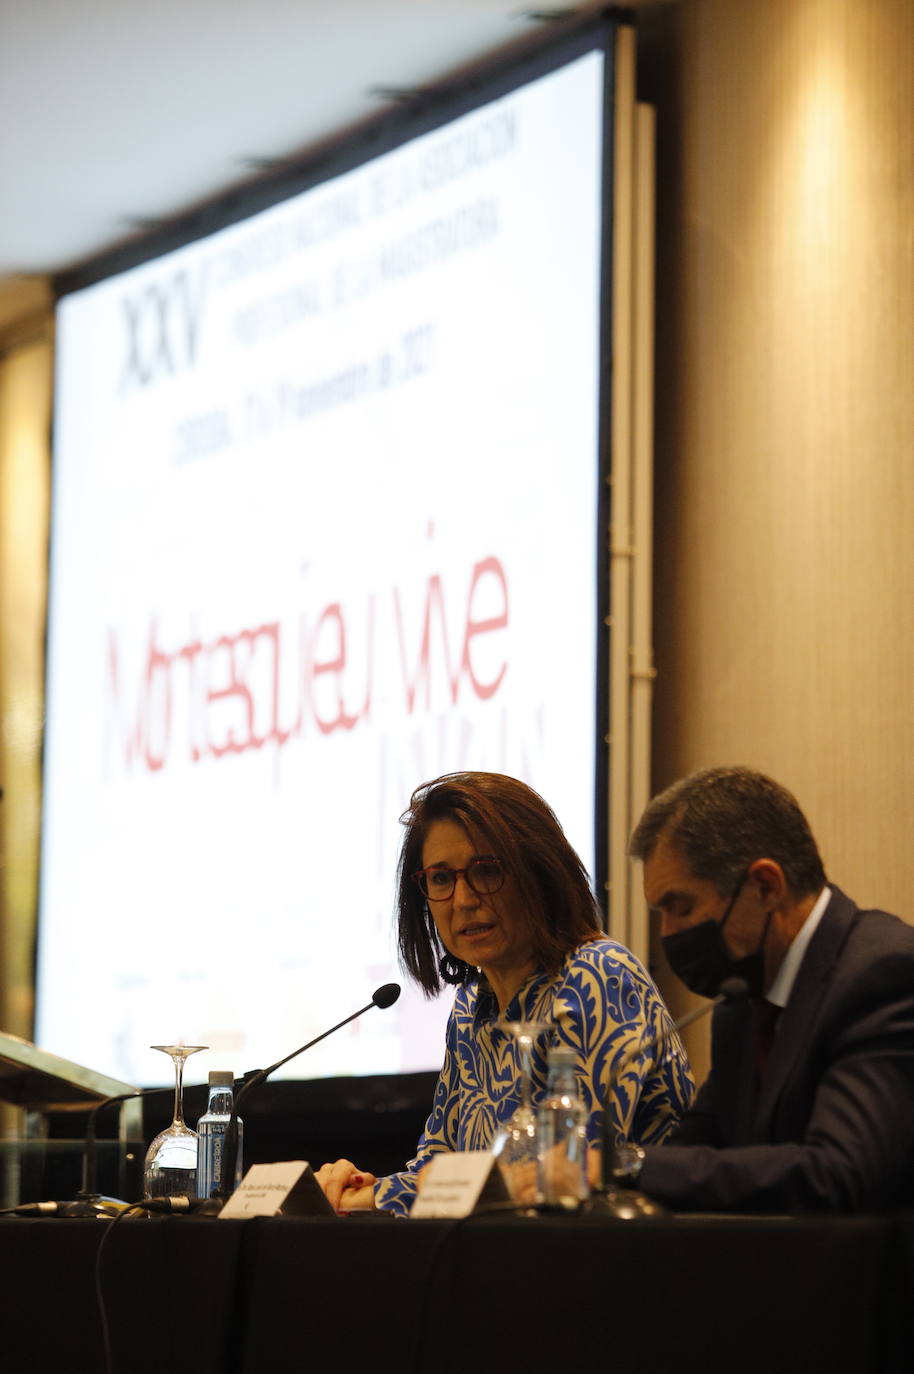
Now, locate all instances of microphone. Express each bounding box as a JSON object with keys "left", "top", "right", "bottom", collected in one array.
[
  {"left": 135, "top": 1195, "right": 195, "bottom": 1213},
  {"left": 3, "top": 1195, "right": 196, "bottom": 1218},
  {"left": 595, "top": 976, "right": 749, "bottom": 1212},
  {"left": 608, "top": 975, "right": 749, "bottom": 1096},
  {"left": 3, "top": 1200, "right": 101, "bottom": 1217},
  {"left": 654, "top": 976, "right": 750, "bottom": 1040},
  {"left": 214, "top": 982, "right": 402, "bottom": 1201}
]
